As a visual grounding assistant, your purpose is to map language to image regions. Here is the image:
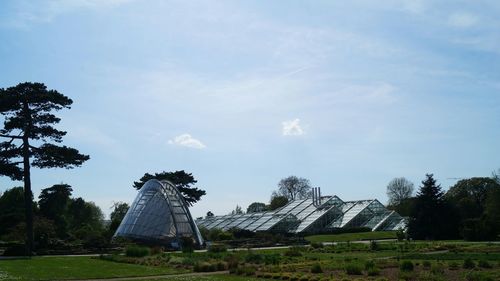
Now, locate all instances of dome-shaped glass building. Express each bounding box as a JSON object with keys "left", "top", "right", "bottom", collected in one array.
[{"left": 113, "top": 179, "right": 204, "bottom": 248}]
